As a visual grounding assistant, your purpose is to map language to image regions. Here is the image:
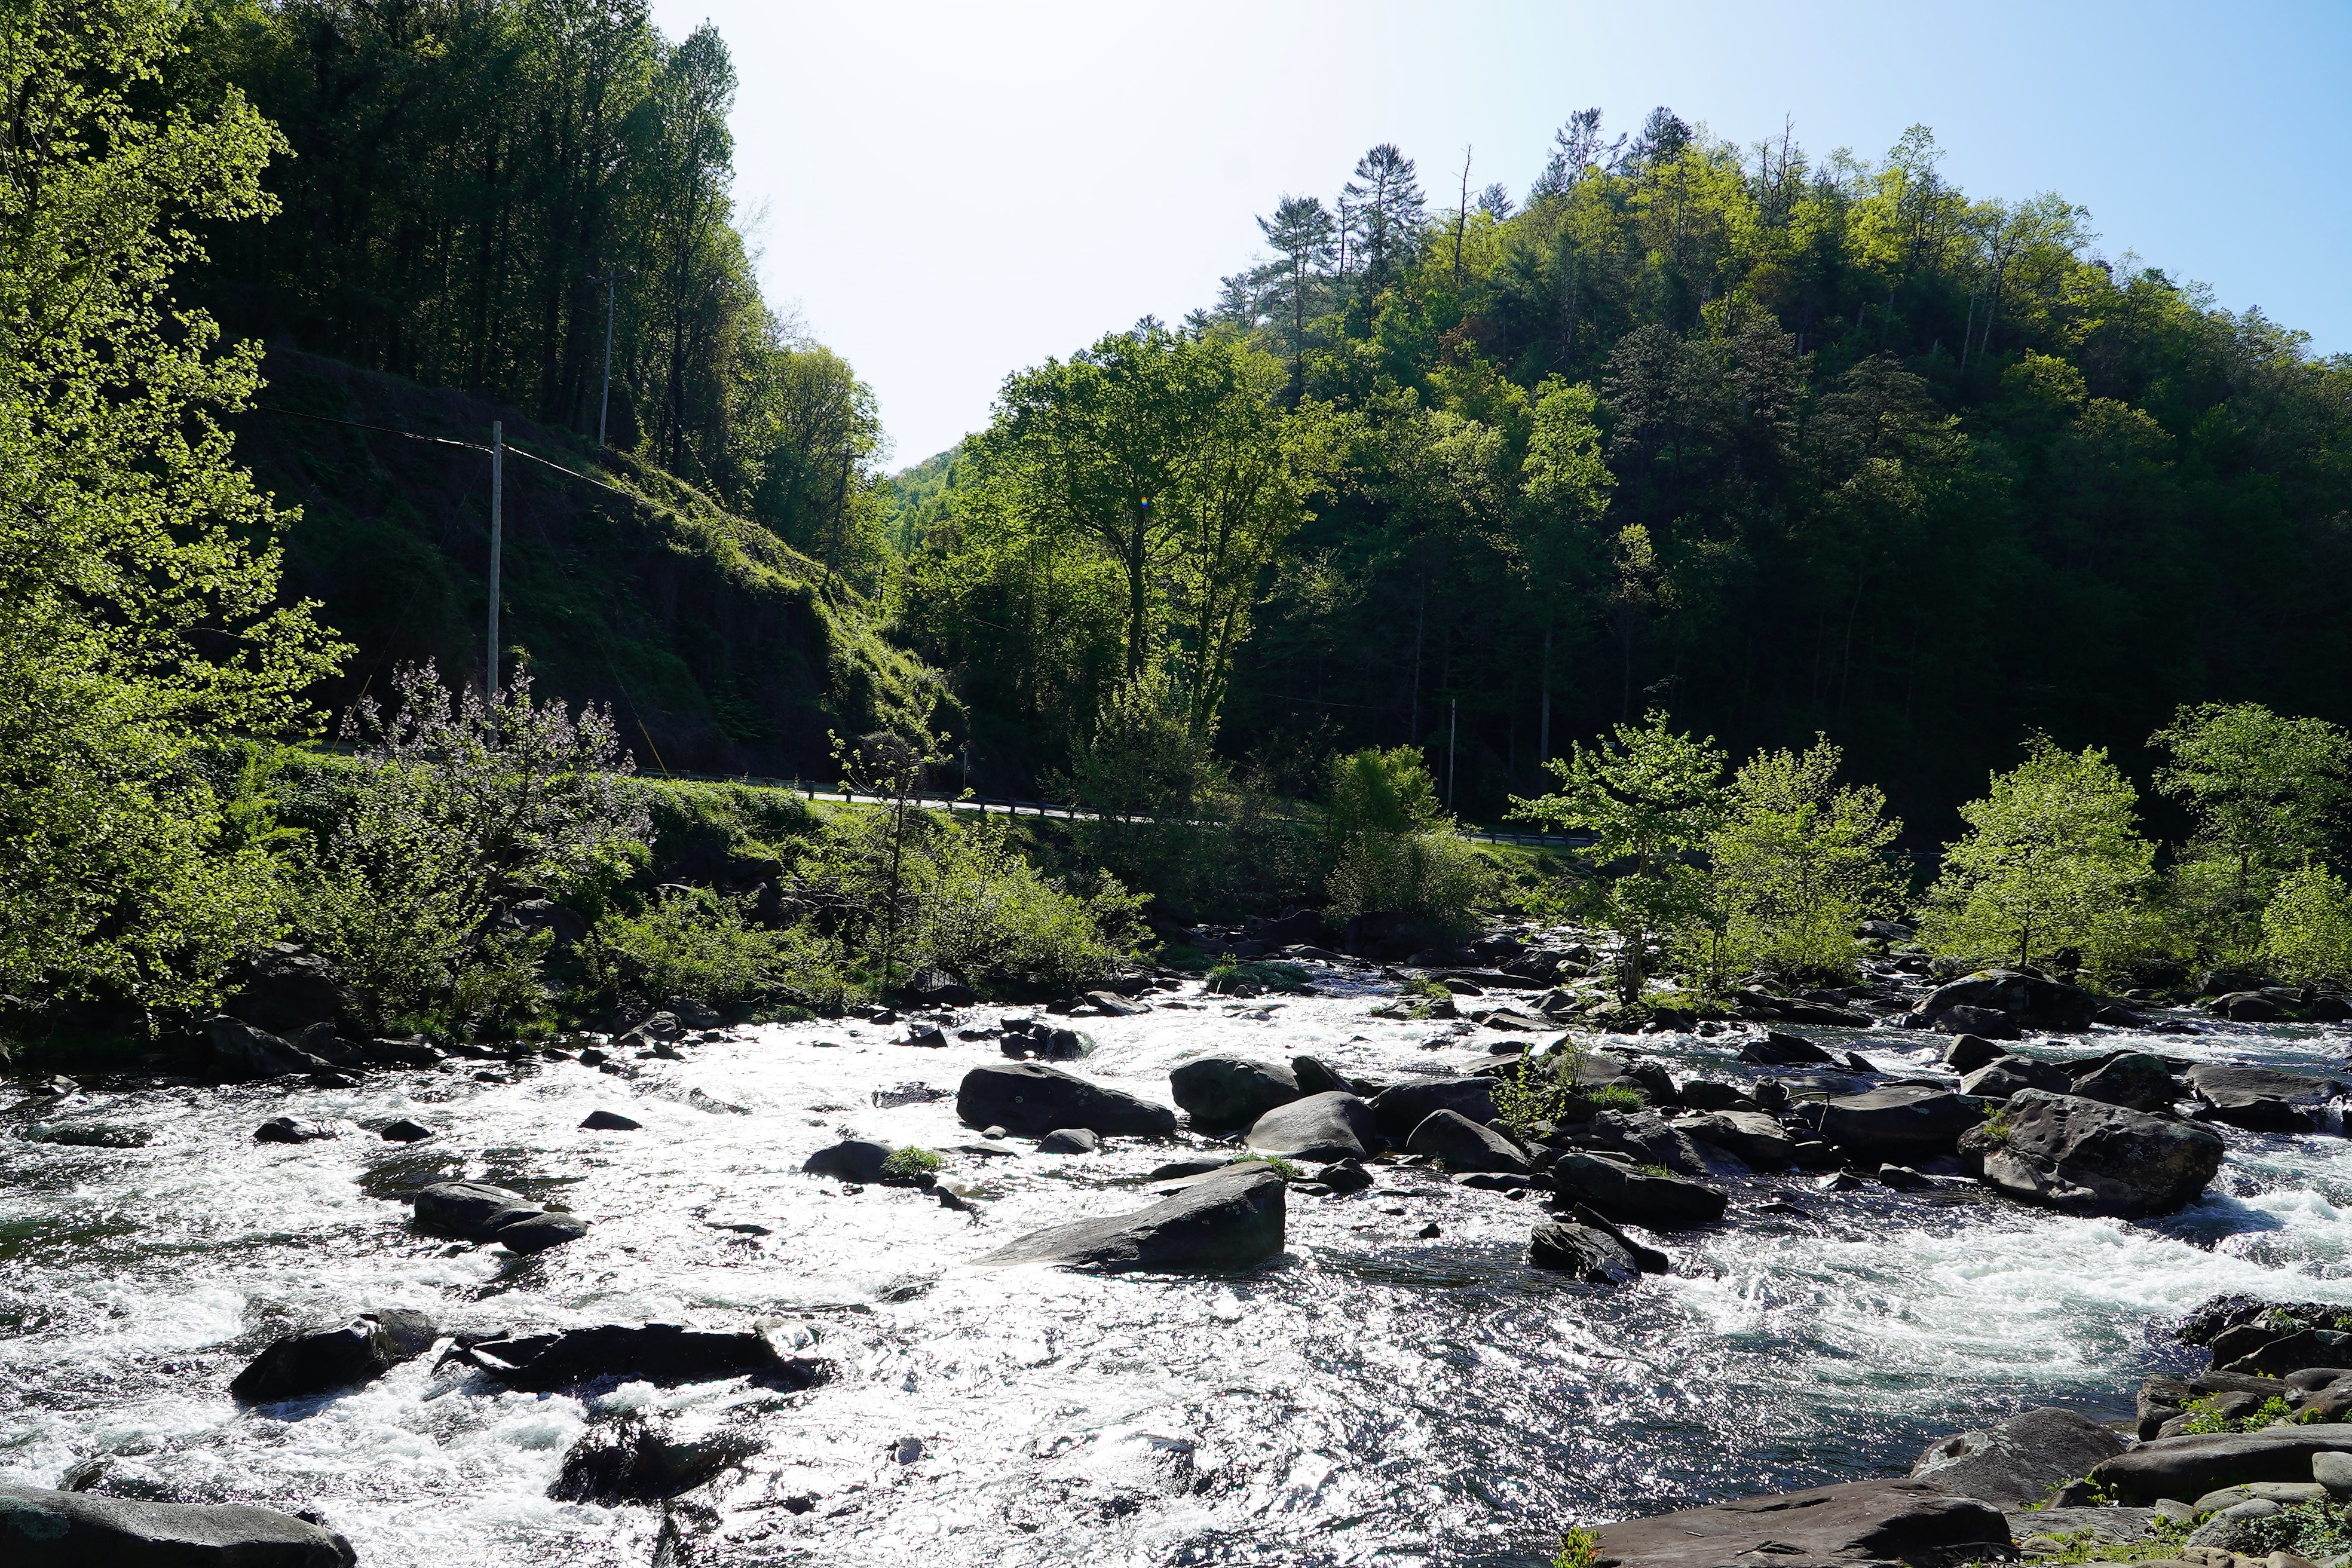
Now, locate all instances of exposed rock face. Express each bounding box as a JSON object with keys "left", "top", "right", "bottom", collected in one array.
[
  {"left": 203, "top": 1016, "right": 329, "bottom": 1081},
  {"left": 1930, "top": 1005, "right": 2023, "bottom": 1040},
  {"left": 1910, "top": 1406, "right": 2130, "bottom": 1506},
  {"left": 0, "top": 1481, "right": 357, "bottom": 1566},
  {"left": 1245, "top": 1092, "right": 1376, "bottom": 1162},
  {"left": 549, "top": 1414, "right": 761, "bottom": 1502},
  {"left": 955, "top": 1062, "right": 1176, "bottom": 1138},
  {"left": 1674, "top": 1109, "right": 1794, "bottom": 1169},
  {"left": 1527, "top": 1219, "right": 1642, "bottom": 1285},
  {"left": 1405, "top": 1109, "right": 1529, "bottom": 1173},
  {"left": 458, "top": 1323, "right": 829, "bottom": 1392},
  {"left": 1959, "top": 1055, "right": 2073, "bottom": 1100},
  {"left": 231, "top": 1310, "right": 439, "bottom": 1403},
  {"left": 411, "top": 1180, "right": 589, "bottom": 1252},
  {"left": 1289, "top": 1055, "right": 1355, "bottom": 1096},
  {"left": 975, "top": 1163, "right": 1285, "bottom": 1273},
  {"left": 226, "top": 942, "right": 353, "bottom": 1038},
  {"left": 1366, "top": 1077, "right": 1497, "bottom": 1138},
  {"left": 2089, "top": 1427, "right": 2352, "bottom": 1504},
  {"left": 1587, "top": 1107, "right": 1746, "bottom": 1178},
  {"left": 1919, "top": 970, "right": 2098, "bottom": 1033},
  {"left": 1740, "top": 1031, "right": 1837, "bottom": 1067},
  {"left": 1548, "top": 1150, "right": 1728, "bottom": 1230},
  {"left": 2221, "top": 1327, "right": 2352, "bottom": 1377},
  {"left": 2068, "top": 1053, "right": 2181, "bottom": 1114},
  {"left": 1964, "top": 1090, "right": 2224, "bottom": 1218},
  {"left": 1943, "top": 1035, "right": 2008, "bottom": 1073},
  {"left": 1588, "top": 1478, "right": 2008, "bottom": 1568},
  {"left": 1806, "top": 1084, "right": 1982, "bottom": 1160},
  {"left": 2186, "top": 1064, "right": 2348, "bottom": 1134},
  {"left": 1168, "top": 1055, "right": 1301, "bottom": 1128}
]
